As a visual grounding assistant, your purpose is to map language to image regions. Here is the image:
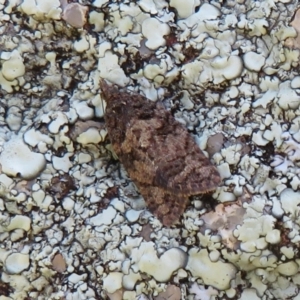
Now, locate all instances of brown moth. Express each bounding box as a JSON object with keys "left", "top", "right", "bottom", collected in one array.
[{"left": 100, "top": 81, "right": 221, "bottom": 226}]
